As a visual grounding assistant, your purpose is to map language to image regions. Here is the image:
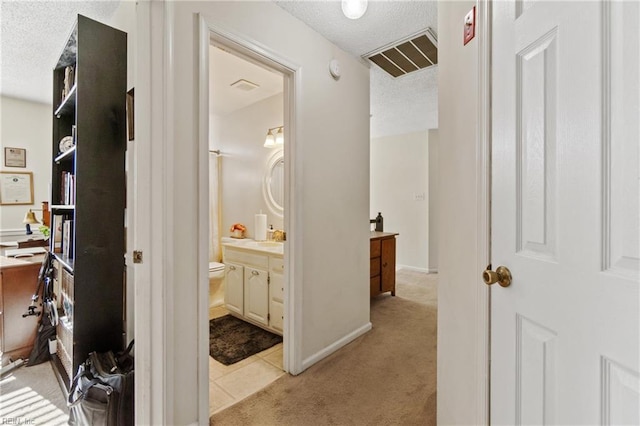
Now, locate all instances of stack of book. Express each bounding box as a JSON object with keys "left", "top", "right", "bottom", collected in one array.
[{"left": 60, "top": 171, "right": 75, "bottom": 205}]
